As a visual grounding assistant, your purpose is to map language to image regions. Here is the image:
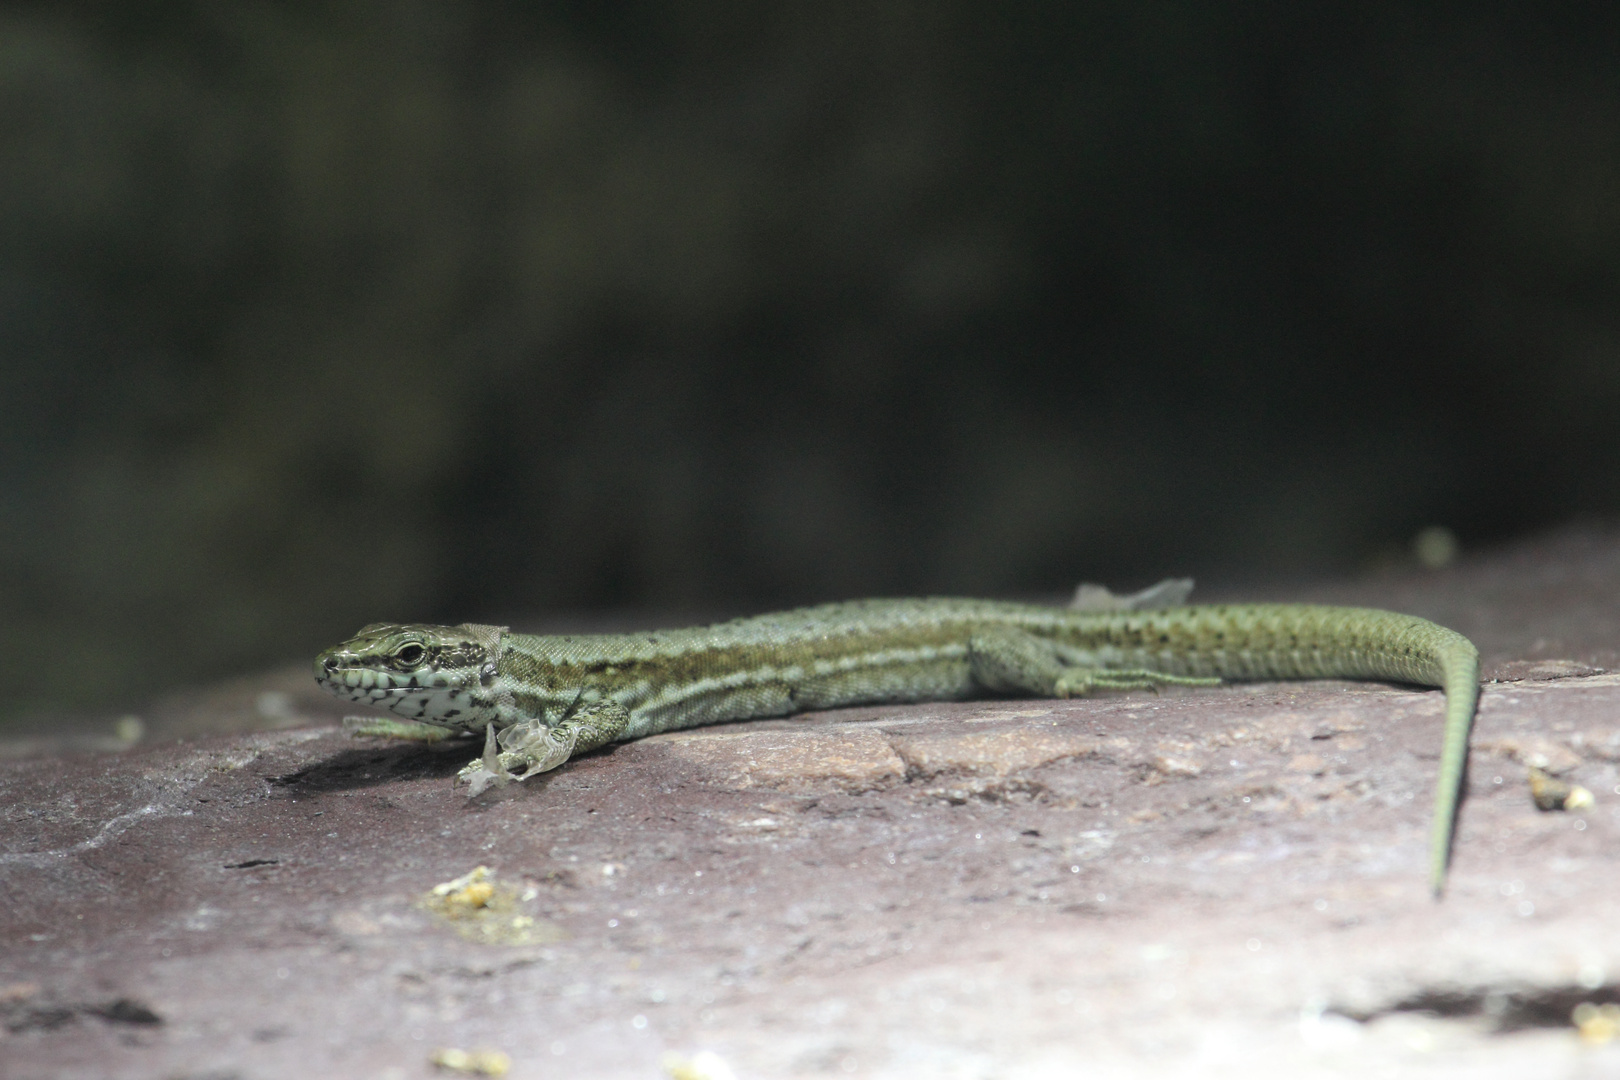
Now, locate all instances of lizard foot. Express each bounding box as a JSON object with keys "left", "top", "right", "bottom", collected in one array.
[{"left": 1054, "top": 668, "right": 1222, "bottom": 696}]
